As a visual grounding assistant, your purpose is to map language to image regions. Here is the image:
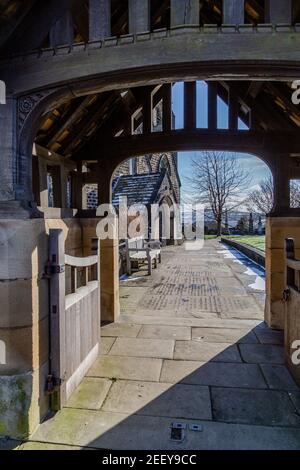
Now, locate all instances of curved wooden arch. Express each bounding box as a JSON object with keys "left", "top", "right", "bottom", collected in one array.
[
  {"left": 90, "top": 129, "right": 300, "bottom": 175},
  {"left": 2, "top": 30, "right": 300, "bottom": 96}
]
